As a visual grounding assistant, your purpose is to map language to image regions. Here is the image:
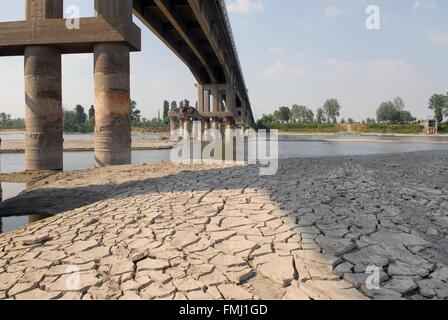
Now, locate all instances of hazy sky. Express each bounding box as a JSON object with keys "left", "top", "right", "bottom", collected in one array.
[{"left": 0, "top": 0, "right": 447, "bottom": 121}]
